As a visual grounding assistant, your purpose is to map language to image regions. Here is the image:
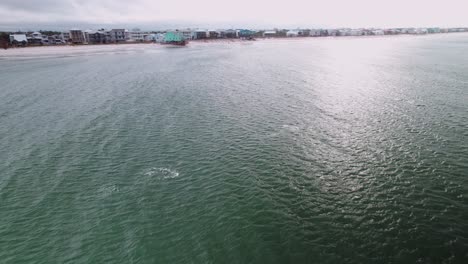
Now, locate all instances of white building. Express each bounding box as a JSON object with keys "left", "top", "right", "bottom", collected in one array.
[
  {"left": 31, "top": 32, "right": 42, "bottom": 39},
  {"left": 61, "top": 31, "right": 71, "bottom": 42},
  {"left": 180, "top": 29, "right": 195, "bottom": 40},
  {"left": 263, "top": 30, "right": 277, "bottom": 37},
  {"left": 128, "top": 28, "right": 153, "bottom": 42},
  {"left": 27, "top": 31, "right": 44, "bottom": 44},
  {"left": 338, "top": 29, "right": 351, "bottom": 36},
  {"left": 9, "top": 34, "right": 28, "bottom": 44},
  {"left": 109, "top": 29, "right": 127, "bottom": 42},
  {"left": 416, "top": 28, "right": 428, "bottom": 34},
  {"left": 83, "top": 29, "right": 94, "bottom": 43},
  {"left": 286, "top": 30, "right": 300, "bottom": 37},
  {"left": 350, "top": 29, "right": 363, "bottom": 36},
  {"left": 153, "top": 33, "right": 165, "bottom": 43},
  {"left": 372, "top": 29, "right": 385, "bottom": 35},
  {"left": 309, "top": 29, "right": 321, "bottom": 36}
]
